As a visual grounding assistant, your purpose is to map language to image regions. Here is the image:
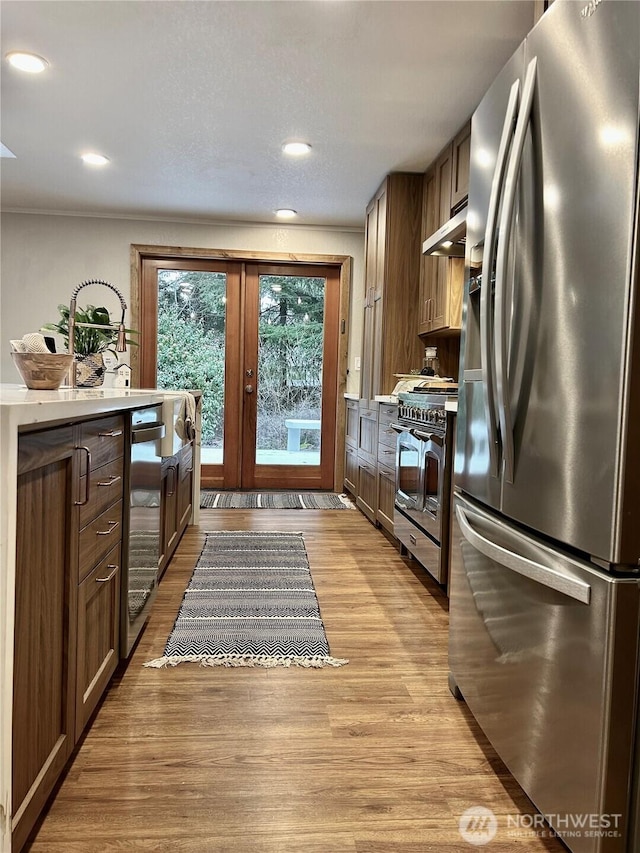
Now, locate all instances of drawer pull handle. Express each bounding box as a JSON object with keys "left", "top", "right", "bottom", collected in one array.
[
  {"left": 74, "top": 446, "right": 92, "bottom": 505},
  {"left": 98, "top": 429, "right": 123, "bottom": 437},
  {"left": 97, "top": 475, "right": 121, "bottom": 487},
  {"left": 96, "top": 520, "right": 119, "bottom": 536},
  {"left": 96, "top": 565, "right": 118, "bottom": 583}
]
